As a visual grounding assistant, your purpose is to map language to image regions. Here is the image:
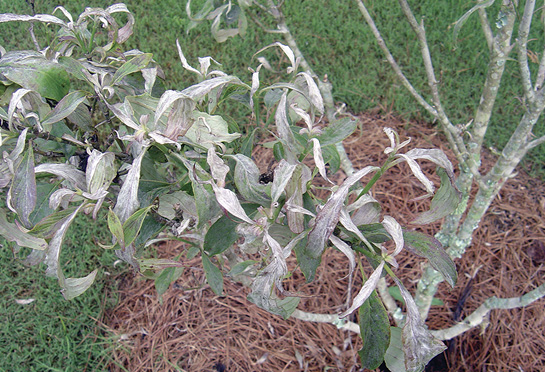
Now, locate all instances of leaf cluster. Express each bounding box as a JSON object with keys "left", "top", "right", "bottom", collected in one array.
[{"left": 0, "top": 3, "right": 462, "bottom": 371}]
